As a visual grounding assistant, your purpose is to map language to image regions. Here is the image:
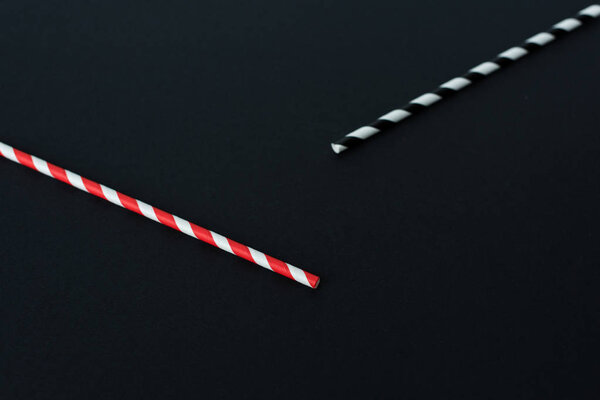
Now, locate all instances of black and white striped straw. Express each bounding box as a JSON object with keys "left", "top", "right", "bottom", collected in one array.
[{"left": 331, "top": 4, "right": 600, "bottom": 154}]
